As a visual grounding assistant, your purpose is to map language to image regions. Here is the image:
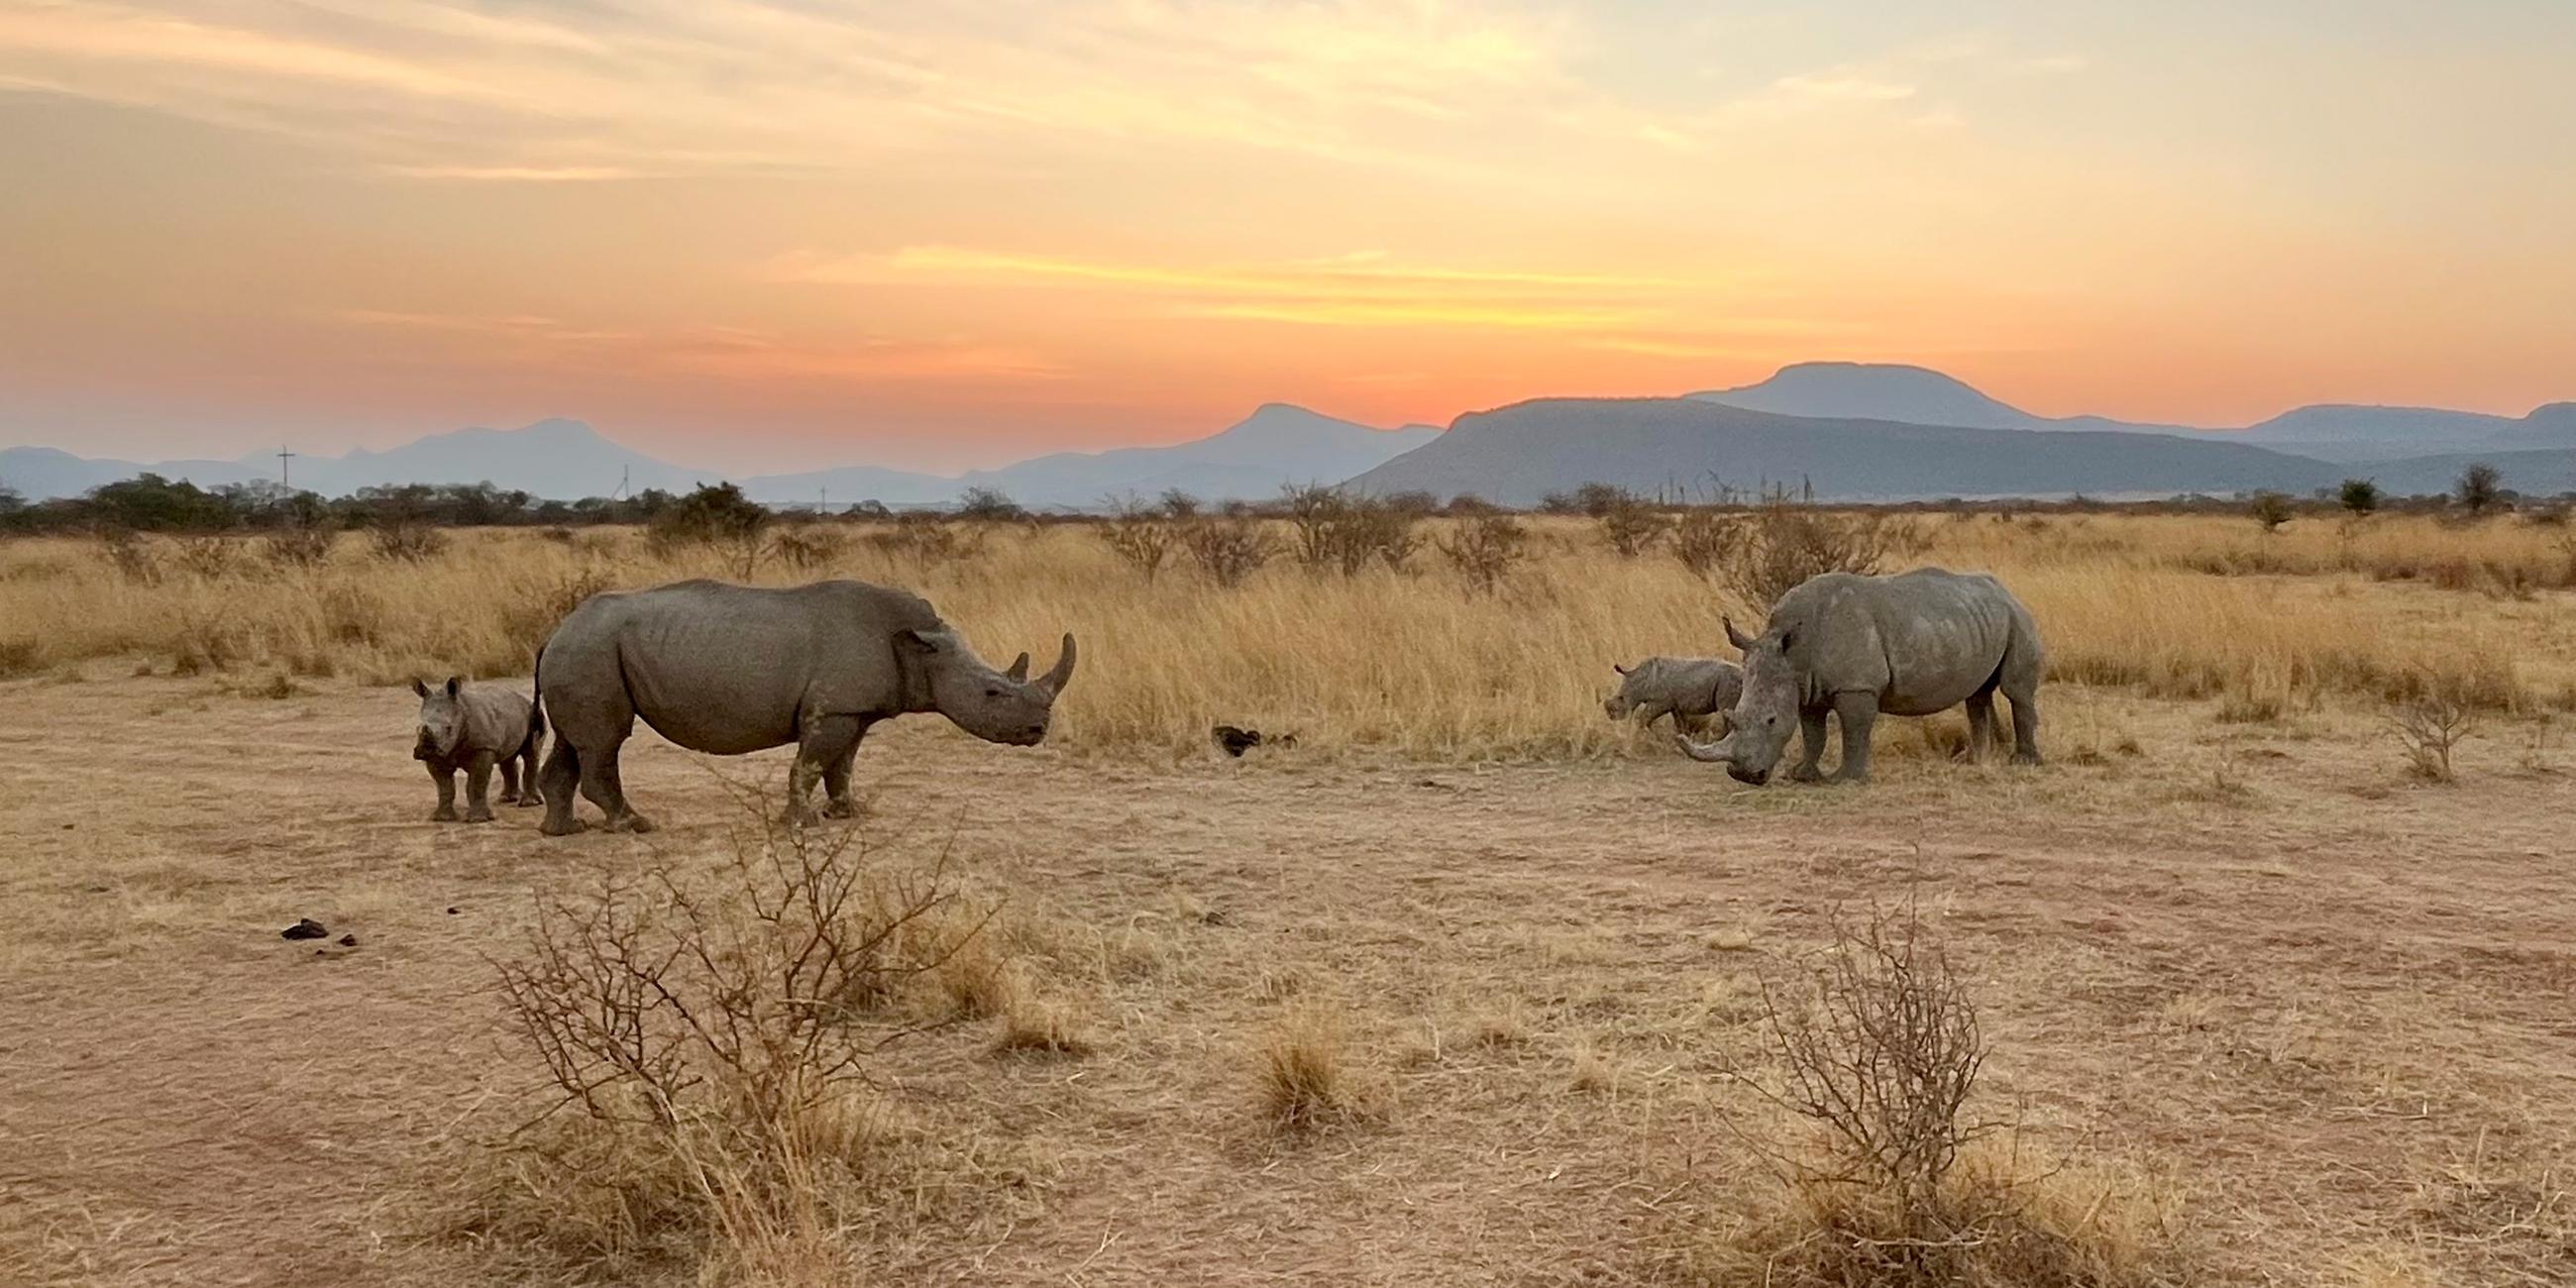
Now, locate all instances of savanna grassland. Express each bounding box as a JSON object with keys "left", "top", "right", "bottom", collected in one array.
[{"left": 3, "top": 508, "right": 2573, "bottom": 1288}]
